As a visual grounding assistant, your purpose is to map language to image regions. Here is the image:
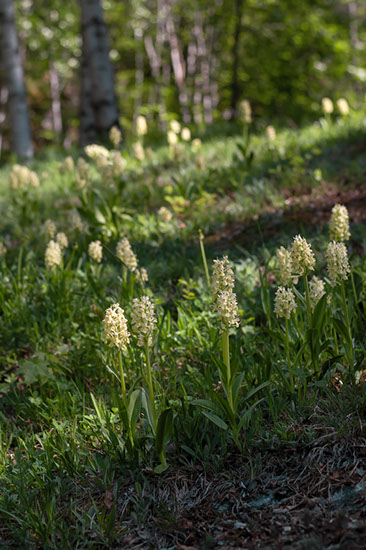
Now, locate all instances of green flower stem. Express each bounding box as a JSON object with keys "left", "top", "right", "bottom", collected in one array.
[
  {"left": 303, "top": 274, "right": 312, "bottom": 327},
  {"left": 340, "top": 280, "right": 354, "bottom": 369},
  {"left": 118, "top": 351, "right": 128, "bottom": 406},
  {"left": 118, "top": 351, "right": 134, "bottom": 447},
  {"left": 198, "top": 230, "right": 210, "bottom": 287},
  {"left": 222, "top": 328, "right": 233, "bottom": 411},
  {"left": 145, "top": 341, "right": 157, "bottom": 431},
  {"left": 285, "top": 319, "right": 294, "bottom": 392}
]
